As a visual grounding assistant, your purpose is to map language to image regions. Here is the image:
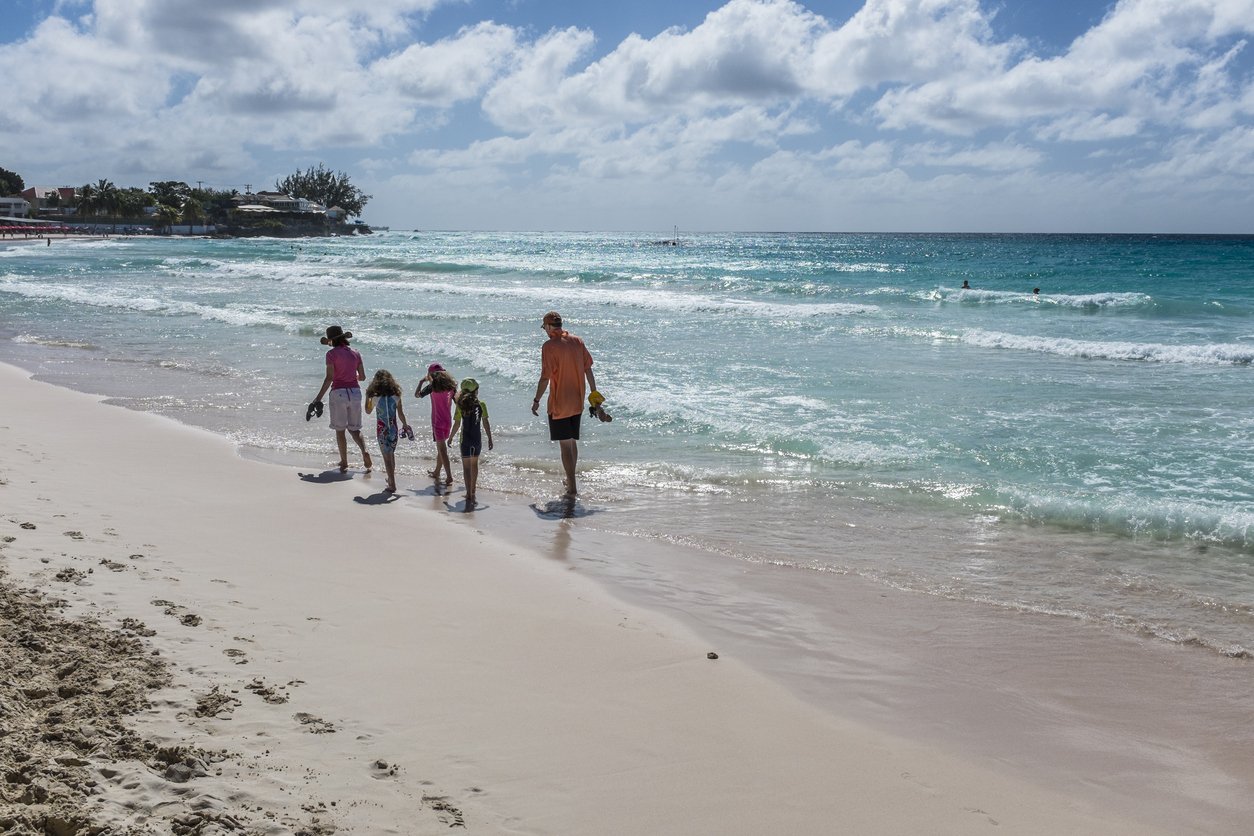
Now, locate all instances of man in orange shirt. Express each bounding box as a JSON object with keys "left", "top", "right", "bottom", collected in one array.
[{"left": 531, "top": 310, "right": 597, "bottom": 496}]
